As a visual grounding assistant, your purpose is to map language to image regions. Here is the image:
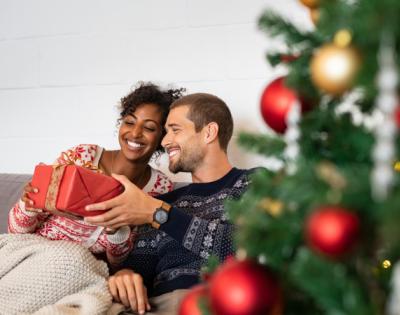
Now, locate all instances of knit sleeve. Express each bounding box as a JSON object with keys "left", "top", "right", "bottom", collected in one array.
[
  {"left": 97, "top": 226, "right": 137, "bottom": 267},
  {"left": 8, "top": 199, "right": 50, "bottom": 234},
  {"left": 159, "top": 208, "right": 234, "bottom": 261}
]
